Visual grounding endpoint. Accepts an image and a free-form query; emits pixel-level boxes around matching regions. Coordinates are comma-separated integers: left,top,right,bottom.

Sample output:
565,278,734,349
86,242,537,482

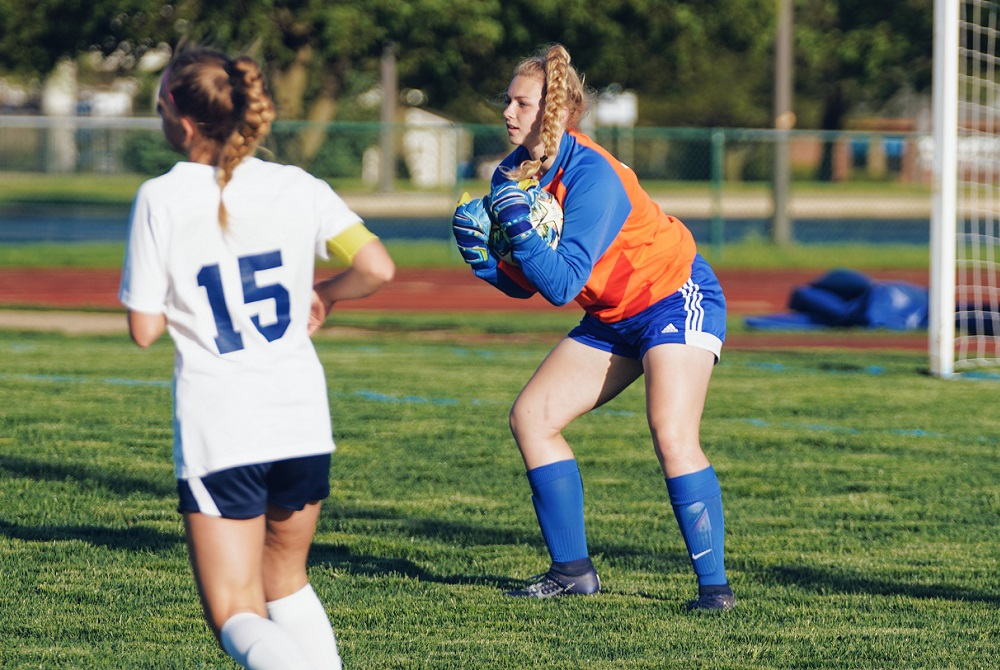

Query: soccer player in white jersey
119,48,395,670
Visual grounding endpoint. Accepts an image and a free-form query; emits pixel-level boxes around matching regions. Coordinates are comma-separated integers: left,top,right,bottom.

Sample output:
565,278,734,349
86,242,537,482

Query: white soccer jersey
120,158,361,479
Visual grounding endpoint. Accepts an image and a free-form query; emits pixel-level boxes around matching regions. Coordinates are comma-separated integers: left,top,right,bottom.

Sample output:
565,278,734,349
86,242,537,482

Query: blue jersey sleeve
512,157,632,306
472,262,537,299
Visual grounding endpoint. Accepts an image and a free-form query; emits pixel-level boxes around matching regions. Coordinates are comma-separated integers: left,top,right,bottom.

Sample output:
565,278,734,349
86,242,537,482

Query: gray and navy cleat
686,583,736,611
505,569,601,599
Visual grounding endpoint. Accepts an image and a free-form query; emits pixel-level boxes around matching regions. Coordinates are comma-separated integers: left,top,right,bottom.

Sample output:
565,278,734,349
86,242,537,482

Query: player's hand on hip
308,289,332,336
452,193,494,267
489,180,536,243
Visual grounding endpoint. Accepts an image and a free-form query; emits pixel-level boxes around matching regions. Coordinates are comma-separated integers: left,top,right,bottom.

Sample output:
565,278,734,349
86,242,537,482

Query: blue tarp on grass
744,268,929,331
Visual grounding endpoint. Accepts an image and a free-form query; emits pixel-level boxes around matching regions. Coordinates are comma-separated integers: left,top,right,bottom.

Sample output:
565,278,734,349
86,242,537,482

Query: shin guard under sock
666,465,728,587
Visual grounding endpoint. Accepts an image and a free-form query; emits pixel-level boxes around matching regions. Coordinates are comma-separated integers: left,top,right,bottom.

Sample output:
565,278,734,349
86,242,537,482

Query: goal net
933,0,1000,376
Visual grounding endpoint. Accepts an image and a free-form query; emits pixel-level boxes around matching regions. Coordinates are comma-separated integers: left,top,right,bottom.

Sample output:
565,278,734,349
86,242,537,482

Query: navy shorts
177,453,332,520
568,254,726,361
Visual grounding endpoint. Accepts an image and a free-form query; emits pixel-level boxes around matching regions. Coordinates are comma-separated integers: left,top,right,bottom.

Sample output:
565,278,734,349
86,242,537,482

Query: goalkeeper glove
452,193,495,267
489,180,538,245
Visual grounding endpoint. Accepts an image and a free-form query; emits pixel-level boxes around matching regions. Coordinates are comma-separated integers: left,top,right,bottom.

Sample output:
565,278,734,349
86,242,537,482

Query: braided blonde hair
164,49,276,227
503,44,589,182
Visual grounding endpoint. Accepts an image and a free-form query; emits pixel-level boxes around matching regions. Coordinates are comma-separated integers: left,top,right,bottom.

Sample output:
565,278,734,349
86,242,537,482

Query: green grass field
1,323,998,669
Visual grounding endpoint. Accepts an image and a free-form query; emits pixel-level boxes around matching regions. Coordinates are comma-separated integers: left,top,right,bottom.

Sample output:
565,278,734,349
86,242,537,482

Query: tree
0,0,175,77
575,0,776,127
0,0,935,138
433,0,777,127
795,0,933,178
0,0,780,127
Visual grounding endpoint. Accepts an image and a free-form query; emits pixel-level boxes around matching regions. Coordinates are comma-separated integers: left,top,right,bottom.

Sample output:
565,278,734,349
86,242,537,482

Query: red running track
0,267,930,350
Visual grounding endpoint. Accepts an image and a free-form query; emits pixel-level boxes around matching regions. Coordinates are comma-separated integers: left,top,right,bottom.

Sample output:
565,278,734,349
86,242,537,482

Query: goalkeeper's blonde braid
539,45,570,164
504,44,590,182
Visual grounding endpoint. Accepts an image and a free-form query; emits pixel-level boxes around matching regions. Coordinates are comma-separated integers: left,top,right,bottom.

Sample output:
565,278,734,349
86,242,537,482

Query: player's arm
500,169,630,306
127,309,167,348
121,187,169,348
310,223,396,334
491,265,538,298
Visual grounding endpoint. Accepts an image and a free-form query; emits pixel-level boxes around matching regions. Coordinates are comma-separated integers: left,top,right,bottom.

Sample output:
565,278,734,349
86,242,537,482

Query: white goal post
932,0,1000,377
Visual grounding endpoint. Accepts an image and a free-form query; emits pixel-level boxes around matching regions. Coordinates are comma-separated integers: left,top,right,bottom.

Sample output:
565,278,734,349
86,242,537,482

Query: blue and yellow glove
452,192,495,267
489,179,539,245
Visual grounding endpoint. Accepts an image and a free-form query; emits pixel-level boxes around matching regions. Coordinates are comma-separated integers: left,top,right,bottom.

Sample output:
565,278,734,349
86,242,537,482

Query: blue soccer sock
526,459,590,565
666,465,729,587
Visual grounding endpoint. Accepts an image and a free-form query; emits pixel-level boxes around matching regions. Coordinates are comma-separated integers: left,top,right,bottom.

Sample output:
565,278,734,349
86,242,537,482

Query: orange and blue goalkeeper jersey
489,129,697,323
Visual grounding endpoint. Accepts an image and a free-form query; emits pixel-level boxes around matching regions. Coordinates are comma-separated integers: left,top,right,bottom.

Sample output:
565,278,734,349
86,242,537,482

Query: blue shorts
568,254,726,361
177,454,332,520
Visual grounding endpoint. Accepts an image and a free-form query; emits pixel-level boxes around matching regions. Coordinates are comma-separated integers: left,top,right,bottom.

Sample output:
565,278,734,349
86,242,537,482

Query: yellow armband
326,223,378,264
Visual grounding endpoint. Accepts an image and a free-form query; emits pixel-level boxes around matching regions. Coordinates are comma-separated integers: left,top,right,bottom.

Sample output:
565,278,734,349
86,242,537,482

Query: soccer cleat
505,569,601,599
686,583,736,611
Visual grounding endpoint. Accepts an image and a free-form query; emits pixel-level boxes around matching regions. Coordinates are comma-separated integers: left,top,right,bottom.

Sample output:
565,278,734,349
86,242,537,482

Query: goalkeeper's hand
452,193,495,267
489,179,538,245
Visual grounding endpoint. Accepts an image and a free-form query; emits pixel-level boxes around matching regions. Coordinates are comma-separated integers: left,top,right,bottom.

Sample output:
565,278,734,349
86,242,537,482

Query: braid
163,49,277,228
504,44,589,182
540,46,569,161
216,57,276,227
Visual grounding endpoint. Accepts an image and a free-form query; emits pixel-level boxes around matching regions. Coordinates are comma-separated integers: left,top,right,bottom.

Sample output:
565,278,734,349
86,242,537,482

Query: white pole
931,0,959,378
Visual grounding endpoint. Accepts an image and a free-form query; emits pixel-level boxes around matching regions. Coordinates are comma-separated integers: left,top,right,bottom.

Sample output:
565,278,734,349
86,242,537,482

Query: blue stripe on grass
733,417,999,444
352,390,458,406
0,373,169,388
746,361,886,376
746,359,1000,382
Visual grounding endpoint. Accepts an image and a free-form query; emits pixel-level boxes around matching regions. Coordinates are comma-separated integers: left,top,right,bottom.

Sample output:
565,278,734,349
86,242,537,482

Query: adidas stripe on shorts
567,254,726,361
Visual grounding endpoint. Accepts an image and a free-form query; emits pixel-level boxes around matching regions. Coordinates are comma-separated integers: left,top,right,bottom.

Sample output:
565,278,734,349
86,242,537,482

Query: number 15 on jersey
197,250,291,354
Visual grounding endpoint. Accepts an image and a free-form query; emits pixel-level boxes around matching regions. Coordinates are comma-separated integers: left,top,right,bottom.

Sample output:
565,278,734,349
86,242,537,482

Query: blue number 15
197,250,291,354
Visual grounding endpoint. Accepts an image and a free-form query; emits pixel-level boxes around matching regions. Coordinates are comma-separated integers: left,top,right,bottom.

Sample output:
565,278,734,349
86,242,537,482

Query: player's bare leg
643,343,714,478
644,343,735,611
185,514,269,635
510,337,642,469
264,502,342,670
262,503,319,600
506,337,642,598
184,514,315,668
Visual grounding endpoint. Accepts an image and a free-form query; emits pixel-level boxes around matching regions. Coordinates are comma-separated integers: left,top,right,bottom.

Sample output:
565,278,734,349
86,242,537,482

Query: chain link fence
0,116,933,248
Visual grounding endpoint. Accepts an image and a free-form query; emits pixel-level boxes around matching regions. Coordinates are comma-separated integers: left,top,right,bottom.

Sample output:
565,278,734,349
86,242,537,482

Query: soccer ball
488,187,564,265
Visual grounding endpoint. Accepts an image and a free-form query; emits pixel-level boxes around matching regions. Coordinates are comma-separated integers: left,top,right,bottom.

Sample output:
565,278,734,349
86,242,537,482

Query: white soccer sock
220,611,316,670
267,584,342,670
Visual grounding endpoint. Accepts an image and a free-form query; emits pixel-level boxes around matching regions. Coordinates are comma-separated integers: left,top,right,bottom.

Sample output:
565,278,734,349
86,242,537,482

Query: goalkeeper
452,43,735,610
